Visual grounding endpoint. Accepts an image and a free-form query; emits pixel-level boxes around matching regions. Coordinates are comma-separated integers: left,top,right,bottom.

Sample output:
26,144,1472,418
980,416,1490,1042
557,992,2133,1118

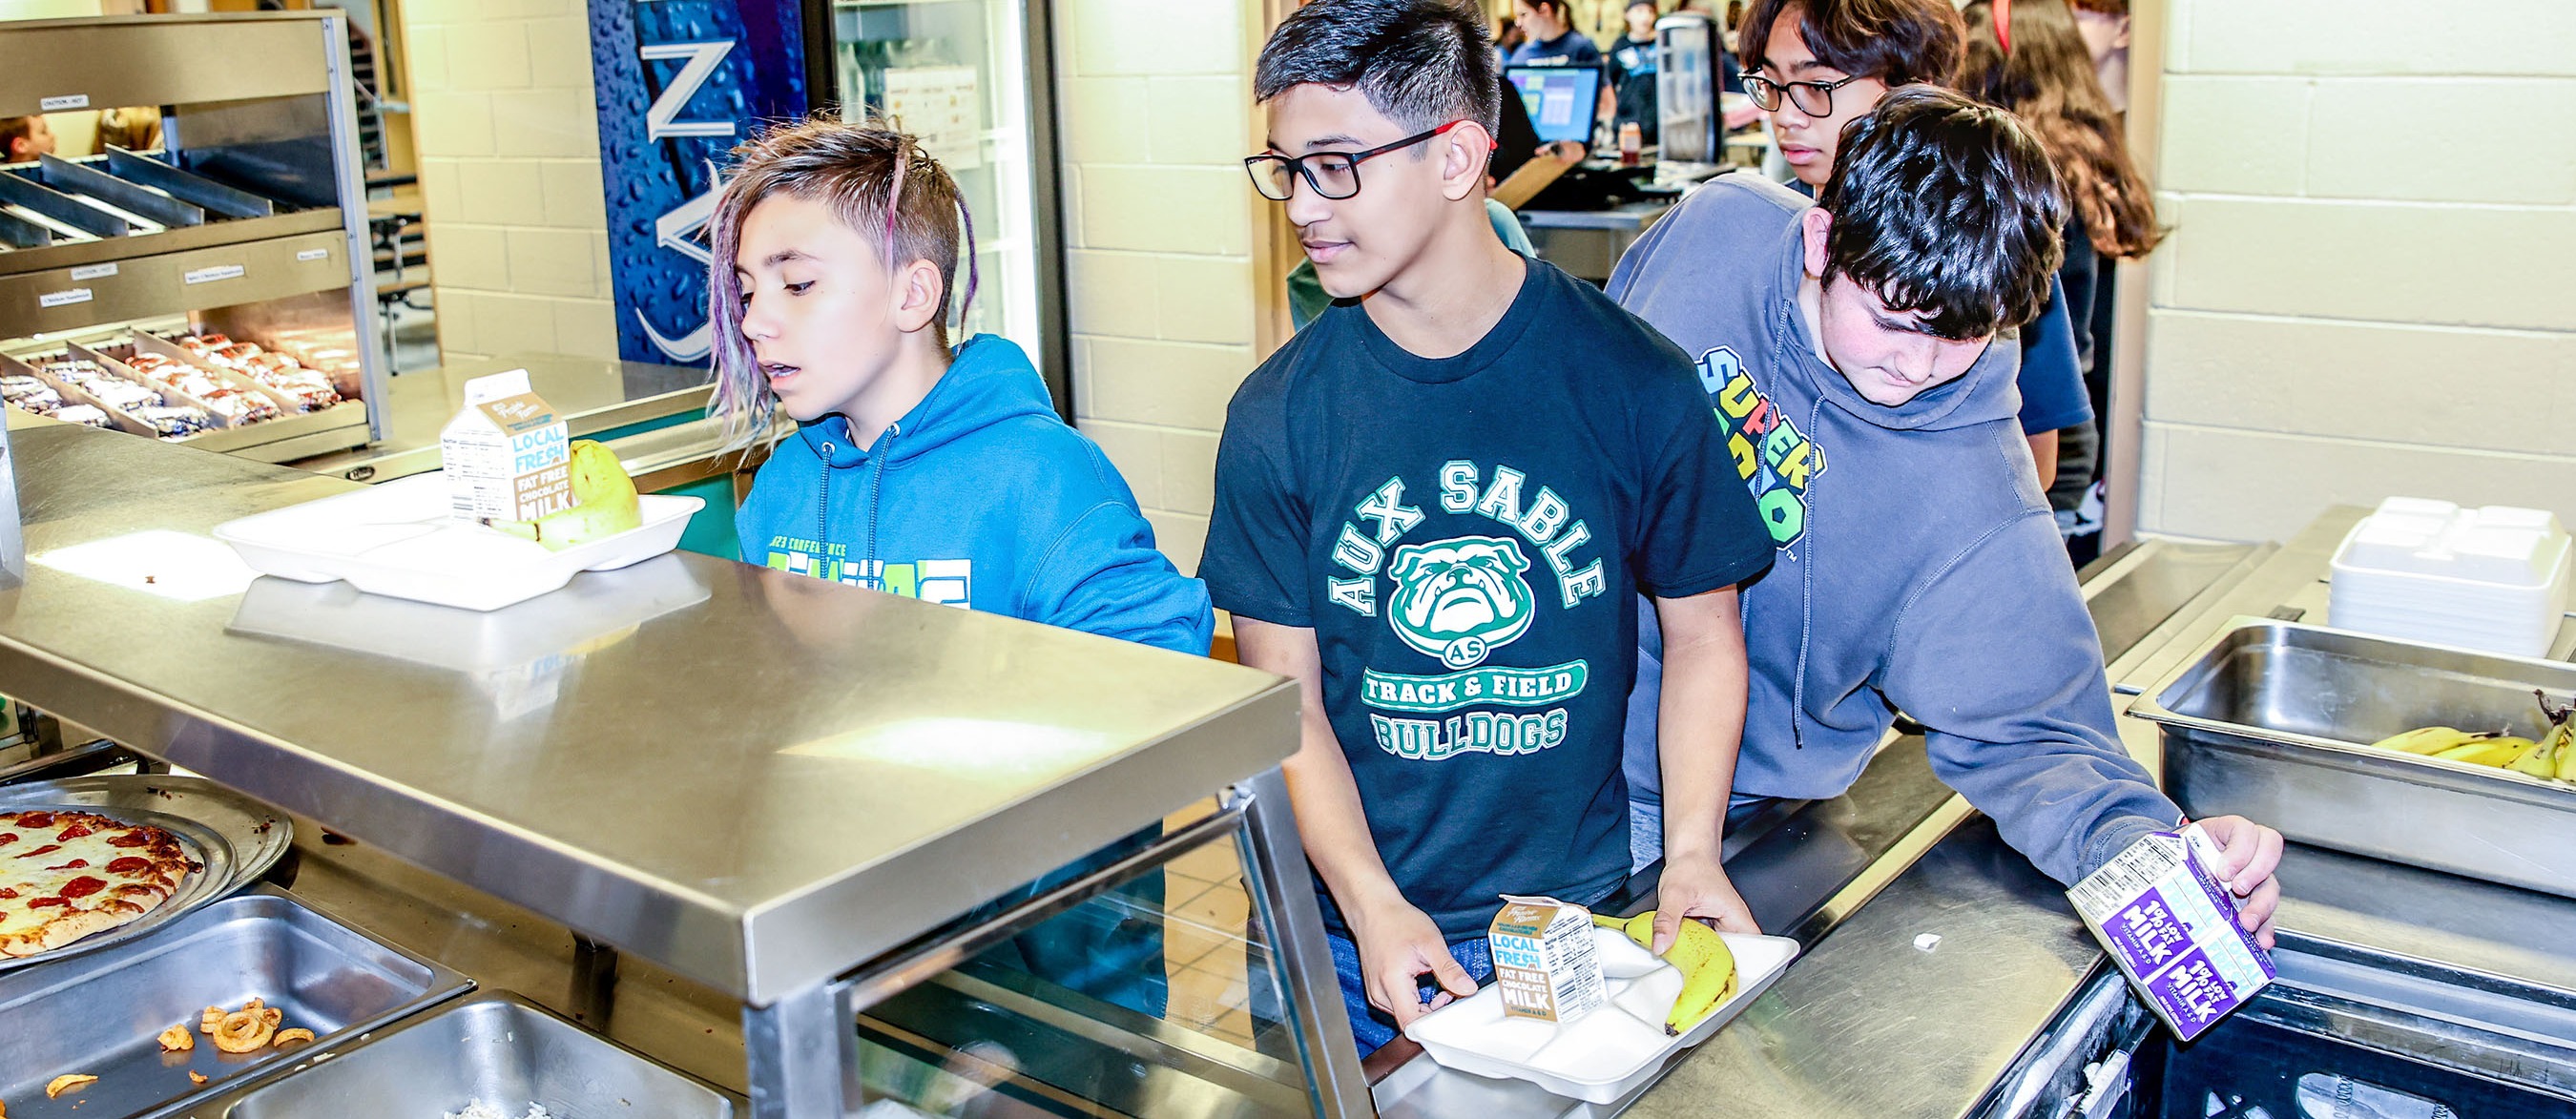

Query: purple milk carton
2066,823,2274,1041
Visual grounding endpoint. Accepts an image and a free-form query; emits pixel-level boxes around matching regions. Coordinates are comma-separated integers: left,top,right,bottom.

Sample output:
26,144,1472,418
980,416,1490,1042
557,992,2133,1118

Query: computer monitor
1506,65,1602,147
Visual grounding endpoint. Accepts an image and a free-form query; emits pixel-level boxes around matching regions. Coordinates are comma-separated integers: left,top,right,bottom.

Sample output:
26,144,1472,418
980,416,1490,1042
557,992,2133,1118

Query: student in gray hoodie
1610,89,2286,943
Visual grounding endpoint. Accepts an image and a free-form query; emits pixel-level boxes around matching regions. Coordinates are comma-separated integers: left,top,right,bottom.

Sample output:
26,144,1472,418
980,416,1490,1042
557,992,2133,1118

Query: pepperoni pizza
0,809,199,958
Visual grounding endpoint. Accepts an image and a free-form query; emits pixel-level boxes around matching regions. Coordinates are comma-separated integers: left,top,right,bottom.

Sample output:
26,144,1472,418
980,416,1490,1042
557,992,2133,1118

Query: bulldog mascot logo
1385,536,1538,670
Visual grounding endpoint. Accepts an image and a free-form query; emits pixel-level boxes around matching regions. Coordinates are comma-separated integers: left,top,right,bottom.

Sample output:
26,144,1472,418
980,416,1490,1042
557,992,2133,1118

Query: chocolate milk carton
1488,895,1608,1024
2067,823,2275,1041
441,370,570,523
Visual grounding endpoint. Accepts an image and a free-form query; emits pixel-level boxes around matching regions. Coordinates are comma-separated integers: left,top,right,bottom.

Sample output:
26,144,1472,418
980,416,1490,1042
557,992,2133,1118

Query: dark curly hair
1818,87,2066,339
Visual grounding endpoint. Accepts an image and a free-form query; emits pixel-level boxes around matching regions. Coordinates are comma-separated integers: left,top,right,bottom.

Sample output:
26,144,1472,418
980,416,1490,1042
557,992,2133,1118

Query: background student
1508,0,1604,67
2068,0,2131,114
1609,87,2286,941
0,115,56,162
1606,0,1663,143
1735,0,2091,489
1210,0,1773,1057
1960,0,2166,557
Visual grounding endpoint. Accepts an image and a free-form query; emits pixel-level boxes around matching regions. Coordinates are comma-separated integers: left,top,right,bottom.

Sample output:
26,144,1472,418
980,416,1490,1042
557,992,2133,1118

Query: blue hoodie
1607,176,2176,885
735,335,1213,655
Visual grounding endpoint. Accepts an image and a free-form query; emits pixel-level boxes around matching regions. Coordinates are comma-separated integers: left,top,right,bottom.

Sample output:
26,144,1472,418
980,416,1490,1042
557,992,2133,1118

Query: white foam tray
1404,924,1800,1105
213,472,704,611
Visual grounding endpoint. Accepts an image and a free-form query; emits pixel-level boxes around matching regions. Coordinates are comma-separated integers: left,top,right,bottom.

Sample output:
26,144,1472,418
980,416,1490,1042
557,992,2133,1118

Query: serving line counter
10,402,2576,1119
1618,508,2576,1119
0,422,1374,1118
1368,536,2271,1117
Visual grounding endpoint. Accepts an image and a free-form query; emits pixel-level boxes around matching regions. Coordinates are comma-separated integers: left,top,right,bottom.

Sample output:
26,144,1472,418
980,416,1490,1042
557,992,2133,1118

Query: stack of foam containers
2328,497,2573,657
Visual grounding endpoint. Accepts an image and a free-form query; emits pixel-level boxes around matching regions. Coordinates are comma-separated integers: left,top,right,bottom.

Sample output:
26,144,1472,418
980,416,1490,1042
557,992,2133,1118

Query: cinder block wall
403,0,617,363
1053,0,1268,577
2141,2,2576,541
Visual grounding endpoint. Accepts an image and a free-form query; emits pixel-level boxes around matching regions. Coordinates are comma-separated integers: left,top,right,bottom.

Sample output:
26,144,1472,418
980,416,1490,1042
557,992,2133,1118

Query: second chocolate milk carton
2067,823,2275,1041
441,369,570,523
1488,895,1608,1024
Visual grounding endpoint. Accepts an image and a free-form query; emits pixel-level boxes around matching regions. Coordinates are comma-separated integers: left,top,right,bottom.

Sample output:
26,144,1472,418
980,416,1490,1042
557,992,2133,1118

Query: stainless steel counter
1607,509,2576,1119
1631,818,2099,1119
1374,533,2265,1118
0,422,1297,1006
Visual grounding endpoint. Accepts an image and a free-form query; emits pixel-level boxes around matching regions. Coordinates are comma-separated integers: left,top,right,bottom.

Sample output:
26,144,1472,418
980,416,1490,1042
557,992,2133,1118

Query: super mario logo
1697,346,1823,546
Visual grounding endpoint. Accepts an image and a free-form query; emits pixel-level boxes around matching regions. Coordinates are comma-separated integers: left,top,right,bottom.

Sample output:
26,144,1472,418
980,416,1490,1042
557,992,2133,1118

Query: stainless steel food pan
0,887,469,1119
195,992,739,1119
2133,617,2576,899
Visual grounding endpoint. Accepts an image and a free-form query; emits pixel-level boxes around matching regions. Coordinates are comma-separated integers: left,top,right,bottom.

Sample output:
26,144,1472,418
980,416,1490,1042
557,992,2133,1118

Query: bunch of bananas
1594,911,1737,1037
2367,690,2576,782
484,440,643,551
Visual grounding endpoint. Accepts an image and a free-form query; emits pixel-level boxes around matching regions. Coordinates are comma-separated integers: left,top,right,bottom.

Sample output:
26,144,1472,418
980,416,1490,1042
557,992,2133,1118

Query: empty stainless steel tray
0,887,469,1119
188,992,738,1118
2133,617,2576,899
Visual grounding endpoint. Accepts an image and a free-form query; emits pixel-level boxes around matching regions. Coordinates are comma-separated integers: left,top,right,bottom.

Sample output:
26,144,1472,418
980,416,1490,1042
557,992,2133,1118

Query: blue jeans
1327,932,1495,1058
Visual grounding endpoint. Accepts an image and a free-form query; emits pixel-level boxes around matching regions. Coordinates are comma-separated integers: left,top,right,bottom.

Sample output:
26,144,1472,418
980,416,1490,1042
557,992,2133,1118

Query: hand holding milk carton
2067,822,2275,1041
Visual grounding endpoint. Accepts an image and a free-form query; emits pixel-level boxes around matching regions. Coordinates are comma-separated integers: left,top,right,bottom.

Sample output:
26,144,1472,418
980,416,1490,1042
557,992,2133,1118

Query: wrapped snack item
54,404,114,428
59,369,164,414
133,404,213,439
128,355,280,425
1,376,63,412
239,353,341,409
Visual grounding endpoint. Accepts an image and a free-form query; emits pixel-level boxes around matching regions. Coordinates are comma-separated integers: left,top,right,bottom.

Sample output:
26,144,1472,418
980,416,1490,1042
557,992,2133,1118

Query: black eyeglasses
1742,73,1869,116
1243,120,1477,202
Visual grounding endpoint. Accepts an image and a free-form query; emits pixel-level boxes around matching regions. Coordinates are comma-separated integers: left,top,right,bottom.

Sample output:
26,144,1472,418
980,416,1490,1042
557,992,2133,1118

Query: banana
486,440,642,551
2505,736,2559,777
2436,739,2524,768
1601,909,1739,1037
2370,726,2477,755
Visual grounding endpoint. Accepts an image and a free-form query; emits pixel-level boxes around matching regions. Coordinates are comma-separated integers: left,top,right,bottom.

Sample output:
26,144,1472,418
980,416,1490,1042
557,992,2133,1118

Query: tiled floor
1162,802,1260,1049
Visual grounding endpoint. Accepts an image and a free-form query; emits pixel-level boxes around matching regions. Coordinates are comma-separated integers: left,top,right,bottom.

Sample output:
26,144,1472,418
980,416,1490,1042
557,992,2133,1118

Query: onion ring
210,1007,277,1053
46,1074,97,1098
274,1027,316,1046
158,1025,195,1051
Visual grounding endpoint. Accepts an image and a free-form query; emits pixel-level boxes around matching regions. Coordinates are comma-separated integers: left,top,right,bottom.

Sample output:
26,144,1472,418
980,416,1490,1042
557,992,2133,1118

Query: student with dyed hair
710,117,1209,653
707,118,1212,1013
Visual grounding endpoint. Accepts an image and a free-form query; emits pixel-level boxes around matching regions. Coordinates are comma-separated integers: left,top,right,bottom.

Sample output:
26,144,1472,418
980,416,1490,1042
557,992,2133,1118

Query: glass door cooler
807,0,1069,416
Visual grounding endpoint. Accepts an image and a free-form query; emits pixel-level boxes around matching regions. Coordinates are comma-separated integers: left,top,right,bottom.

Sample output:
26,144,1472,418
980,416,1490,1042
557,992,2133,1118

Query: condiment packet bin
1405,923,1800,1104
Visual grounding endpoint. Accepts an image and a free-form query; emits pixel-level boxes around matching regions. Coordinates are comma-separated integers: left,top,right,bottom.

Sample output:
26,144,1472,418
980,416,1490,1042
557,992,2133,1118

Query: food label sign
586,0,808,363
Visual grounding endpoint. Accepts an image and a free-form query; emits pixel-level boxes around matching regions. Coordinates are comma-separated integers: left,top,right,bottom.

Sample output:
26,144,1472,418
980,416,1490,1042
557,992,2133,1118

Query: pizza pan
0,775,293,973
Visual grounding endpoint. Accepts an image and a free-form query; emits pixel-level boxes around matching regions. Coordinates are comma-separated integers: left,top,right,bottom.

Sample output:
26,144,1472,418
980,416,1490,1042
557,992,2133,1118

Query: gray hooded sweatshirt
1609,174,2175,884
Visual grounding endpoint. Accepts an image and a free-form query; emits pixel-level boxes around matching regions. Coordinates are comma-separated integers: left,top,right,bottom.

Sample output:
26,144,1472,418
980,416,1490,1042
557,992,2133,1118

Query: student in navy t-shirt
1215,0,1773,1059
1605,1,1661,142
1507,0,1603,67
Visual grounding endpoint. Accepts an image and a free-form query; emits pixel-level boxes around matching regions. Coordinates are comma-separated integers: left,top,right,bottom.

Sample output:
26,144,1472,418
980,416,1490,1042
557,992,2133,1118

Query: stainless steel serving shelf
0,423,1295,1005
0,423,1336,1119
0,12,391,451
